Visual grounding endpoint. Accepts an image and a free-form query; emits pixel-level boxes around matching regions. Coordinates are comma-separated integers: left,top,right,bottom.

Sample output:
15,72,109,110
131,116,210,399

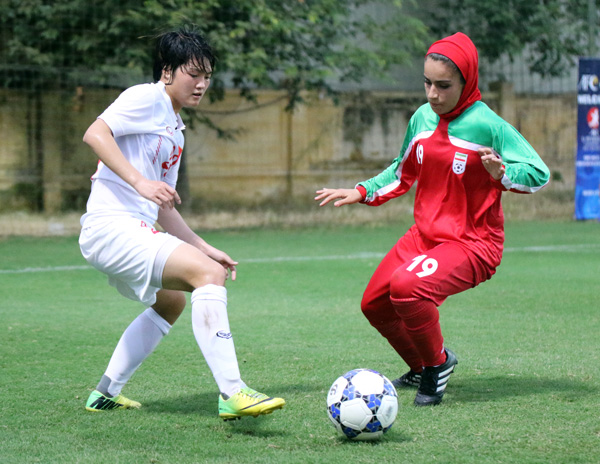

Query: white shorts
79,216,184,307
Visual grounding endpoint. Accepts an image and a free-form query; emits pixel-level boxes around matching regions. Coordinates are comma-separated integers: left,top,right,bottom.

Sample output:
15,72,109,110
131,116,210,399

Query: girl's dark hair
426,52,466,84
152,26,216,82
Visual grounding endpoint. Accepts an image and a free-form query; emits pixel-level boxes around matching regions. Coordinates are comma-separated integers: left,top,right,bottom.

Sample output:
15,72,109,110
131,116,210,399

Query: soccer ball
326,368,398,441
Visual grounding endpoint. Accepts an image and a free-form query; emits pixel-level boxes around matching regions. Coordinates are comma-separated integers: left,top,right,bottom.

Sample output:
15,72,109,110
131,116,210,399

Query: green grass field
1,220,599,463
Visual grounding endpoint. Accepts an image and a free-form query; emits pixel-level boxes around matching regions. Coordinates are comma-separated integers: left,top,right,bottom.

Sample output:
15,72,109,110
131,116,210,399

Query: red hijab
426,32,481,120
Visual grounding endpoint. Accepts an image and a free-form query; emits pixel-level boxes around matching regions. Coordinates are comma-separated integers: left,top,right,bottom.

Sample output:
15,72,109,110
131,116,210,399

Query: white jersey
81,81,185,227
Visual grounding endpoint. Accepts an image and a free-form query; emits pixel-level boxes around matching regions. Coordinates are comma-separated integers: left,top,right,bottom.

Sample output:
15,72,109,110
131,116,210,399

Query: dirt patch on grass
0,203,415,237
0,192,575,237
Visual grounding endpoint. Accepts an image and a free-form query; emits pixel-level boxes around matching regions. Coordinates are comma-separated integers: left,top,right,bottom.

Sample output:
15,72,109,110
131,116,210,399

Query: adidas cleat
218,387,285,420
392,370,422,389
85,390,141,412
414,348,458,406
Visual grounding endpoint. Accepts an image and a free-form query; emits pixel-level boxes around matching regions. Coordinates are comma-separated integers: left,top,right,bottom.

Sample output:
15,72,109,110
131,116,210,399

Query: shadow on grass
144,380,325,416
128,385,417,443
144,391,220,415
142,392,290,438
451,375,597,403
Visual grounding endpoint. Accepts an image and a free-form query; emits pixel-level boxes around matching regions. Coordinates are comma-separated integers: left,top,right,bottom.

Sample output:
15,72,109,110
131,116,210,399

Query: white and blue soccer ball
326,368,398,441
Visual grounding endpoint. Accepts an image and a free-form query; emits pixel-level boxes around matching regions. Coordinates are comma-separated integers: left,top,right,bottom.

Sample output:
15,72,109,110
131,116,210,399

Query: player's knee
389,268,417,301
209,263,228,284
360,292,378,318
200,261,228,286
360,293,388,326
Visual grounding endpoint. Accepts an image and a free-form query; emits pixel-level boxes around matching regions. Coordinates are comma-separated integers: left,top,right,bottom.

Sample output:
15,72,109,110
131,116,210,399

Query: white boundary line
1,244,599,275
504,244,600,252
0,265,91,274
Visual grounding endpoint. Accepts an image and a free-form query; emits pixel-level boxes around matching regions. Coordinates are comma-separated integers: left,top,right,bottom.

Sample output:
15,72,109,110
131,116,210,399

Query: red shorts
362,225,498,309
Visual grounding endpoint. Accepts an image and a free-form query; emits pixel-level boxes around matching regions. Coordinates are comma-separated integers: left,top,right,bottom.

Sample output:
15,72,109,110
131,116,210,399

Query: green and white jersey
357,101,550,265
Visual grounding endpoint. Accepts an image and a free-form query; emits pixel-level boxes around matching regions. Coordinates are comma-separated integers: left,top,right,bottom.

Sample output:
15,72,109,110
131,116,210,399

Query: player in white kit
79,27,285,420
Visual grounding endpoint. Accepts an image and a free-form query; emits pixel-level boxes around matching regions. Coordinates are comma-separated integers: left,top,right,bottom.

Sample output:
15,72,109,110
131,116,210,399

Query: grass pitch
1,220,599,463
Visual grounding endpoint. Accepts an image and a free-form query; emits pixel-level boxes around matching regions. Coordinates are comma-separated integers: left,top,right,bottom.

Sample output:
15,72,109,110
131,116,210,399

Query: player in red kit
316,32,549,406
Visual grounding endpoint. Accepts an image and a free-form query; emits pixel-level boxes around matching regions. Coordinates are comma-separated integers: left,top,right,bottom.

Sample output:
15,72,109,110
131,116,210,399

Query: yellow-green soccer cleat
218,387,285,420
85,390,141,412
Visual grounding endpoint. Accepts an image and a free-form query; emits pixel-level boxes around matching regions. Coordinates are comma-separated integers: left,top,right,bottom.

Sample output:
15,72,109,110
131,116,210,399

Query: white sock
191,284,243,397
101,307,171,397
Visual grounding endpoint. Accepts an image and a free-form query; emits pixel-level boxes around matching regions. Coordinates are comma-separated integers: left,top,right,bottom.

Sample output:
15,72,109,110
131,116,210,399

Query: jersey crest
452,152,468,174
162,146,183,177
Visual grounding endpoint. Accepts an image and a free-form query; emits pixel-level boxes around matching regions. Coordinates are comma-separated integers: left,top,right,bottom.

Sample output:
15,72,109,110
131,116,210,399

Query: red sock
362,305,423,372
391,298,446,367
379,319,424,373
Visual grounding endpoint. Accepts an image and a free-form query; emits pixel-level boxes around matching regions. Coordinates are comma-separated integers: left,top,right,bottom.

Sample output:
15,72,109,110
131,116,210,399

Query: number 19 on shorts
406,255,438,278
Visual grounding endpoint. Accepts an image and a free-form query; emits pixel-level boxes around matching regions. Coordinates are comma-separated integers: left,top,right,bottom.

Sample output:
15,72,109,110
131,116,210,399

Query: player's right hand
135,178,181,208
315,188,363,207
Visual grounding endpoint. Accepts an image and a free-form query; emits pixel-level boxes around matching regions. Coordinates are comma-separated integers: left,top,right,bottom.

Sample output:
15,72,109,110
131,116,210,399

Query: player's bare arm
83,119,181,208
315,188,363,207
157,207,238,281
477,147,505,181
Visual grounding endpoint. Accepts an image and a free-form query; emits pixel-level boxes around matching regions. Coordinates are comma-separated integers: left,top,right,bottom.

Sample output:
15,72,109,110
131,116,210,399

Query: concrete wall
0,85,576,217
184,90,423,209
0,87,121,212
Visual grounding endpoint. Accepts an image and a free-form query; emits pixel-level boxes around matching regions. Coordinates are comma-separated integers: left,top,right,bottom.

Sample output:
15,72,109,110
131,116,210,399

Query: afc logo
587,107,599,131
579,74,599,93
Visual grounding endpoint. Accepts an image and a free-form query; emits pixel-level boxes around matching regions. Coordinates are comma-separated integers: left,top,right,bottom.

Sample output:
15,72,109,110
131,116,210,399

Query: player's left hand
478,147,505,181
221,257,238,281
208,248,238,281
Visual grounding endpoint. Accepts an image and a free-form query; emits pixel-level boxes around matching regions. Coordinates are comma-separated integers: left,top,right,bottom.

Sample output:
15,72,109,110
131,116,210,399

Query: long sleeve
356,109,434,206
492,122,550,193
349,101,550,267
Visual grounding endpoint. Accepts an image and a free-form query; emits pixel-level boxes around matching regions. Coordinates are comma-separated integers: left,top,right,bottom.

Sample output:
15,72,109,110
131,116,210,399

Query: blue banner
575,57,600,220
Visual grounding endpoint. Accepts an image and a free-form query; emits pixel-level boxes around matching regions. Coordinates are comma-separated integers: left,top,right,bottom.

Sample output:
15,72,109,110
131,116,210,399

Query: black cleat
392,370,422,389
414,348,458,406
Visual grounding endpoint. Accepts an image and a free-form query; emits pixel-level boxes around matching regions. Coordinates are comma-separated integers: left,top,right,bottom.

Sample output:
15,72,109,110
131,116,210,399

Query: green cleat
218,387,285,421
85,390,141,412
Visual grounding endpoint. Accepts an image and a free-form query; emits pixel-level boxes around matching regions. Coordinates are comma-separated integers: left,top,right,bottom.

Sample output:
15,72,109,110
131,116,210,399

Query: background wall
0,84,576,219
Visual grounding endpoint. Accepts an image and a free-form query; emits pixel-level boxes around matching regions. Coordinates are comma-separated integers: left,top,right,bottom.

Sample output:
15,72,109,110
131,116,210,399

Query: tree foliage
0,0,428,107
3,0,597,97
428,0,599,76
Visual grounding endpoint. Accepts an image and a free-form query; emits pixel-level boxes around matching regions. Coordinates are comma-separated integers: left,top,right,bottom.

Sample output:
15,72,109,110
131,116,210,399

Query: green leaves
4,0,590,103
429,0,597,77
0,0,428,104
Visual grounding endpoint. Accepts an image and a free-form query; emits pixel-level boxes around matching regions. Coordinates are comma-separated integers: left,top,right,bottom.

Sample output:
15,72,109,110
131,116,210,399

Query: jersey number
416,144,424,164
406,255,438,277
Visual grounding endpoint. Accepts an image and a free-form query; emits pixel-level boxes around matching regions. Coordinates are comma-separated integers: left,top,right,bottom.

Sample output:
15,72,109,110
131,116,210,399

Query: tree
427,0,599,77
1,0,429,101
